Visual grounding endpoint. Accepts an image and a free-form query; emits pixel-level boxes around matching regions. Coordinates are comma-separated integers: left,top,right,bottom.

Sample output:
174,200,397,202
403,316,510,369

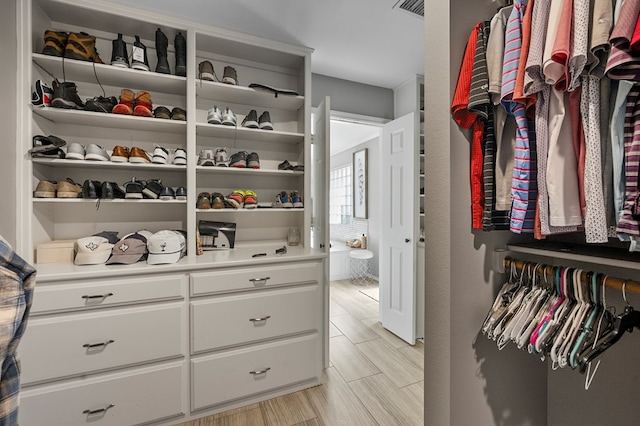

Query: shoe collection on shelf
27,1,310,262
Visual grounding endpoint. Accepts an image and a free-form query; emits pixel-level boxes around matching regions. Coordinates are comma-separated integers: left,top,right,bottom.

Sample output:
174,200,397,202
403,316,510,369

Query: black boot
111,33,129,68
155,28,170,74
131,35,150,71
174,32,186,77
51,79,85,109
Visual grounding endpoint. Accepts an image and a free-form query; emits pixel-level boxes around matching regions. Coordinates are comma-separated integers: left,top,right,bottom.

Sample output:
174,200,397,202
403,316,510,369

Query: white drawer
31,274,186,315
20,303,184,385
190,262,319,295
19,362,184,426
191,334,320,411
191,285,319,353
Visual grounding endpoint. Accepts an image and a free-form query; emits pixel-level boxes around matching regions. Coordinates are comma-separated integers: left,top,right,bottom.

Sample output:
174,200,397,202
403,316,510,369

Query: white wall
424,0,548,425
1,0,18,247
330,135,380,278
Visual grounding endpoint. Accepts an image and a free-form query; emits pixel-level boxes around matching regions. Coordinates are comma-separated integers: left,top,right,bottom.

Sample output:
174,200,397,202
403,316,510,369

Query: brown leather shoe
111,145,130,162
56,178,83,198
129,146,151,163
133,91,153,117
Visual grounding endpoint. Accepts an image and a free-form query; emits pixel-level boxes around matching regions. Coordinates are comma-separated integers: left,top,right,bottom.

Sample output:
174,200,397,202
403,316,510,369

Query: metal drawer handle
249,367,271,376
83,404,115,416
249,277,270,286
81,292,114,300
249,315,271,323
82,339,115,349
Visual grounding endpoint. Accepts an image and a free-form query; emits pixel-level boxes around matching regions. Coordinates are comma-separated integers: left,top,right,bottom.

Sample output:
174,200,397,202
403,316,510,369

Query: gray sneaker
85,143,110,161
65,143,85,160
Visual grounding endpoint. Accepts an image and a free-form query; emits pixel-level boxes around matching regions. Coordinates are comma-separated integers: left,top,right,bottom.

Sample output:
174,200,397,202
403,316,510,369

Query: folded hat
147,230,186,265
106,233,149,265
74,236,114,265
92,230,120,244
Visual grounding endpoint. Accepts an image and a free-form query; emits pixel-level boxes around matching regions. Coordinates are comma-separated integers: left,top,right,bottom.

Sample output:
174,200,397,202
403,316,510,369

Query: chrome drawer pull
249,277,271,286
83,404,115,416
249,367,271,375
249,315,271,323
82,339,115,349
81,292,114,300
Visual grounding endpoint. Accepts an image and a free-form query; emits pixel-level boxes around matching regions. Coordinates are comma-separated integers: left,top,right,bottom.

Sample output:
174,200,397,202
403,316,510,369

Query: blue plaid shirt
0,238,35,426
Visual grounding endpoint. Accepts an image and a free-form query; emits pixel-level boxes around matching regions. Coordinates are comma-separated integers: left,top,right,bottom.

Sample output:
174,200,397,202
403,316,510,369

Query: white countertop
34,241,326,283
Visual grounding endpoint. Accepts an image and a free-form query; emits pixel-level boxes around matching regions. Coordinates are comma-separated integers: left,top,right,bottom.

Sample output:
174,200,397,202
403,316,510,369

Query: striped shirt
616,84,640,236
0,238,36,425
501,0,537,233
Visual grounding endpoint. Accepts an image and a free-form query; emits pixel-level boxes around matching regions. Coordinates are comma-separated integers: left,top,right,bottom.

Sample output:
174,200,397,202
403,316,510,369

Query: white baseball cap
147,230,186,265
74,236,114,265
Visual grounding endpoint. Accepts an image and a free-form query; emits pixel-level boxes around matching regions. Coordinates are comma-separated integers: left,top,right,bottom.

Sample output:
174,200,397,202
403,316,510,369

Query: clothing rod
503,257,640,295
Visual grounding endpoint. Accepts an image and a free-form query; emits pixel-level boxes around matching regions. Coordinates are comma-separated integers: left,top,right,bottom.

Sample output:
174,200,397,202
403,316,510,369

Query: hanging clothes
0,237,36,426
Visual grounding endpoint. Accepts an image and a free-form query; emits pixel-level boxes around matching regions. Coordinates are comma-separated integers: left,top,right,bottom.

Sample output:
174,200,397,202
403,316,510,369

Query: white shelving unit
18,1,323,424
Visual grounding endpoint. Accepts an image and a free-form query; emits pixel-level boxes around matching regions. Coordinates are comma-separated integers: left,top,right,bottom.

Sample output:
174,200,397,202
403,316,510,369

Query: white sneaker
207,105,223,125
173,148,187,165
214,148,229,167
66,143,85,160
222,107,236,126
84,144,109,161
198,149,215,166
152,145,169,164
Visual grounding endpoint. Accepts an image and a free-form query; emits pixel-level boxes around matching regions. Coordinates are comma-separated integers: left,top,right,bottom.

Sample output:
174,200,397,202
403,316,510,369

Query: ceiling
113,0,425,89
113,0,422,153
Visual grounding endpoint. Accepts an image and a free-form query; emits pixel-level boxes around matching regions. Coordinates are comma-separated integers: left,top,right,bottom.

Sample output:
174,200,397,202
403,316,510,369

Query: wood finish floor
177,279,424,426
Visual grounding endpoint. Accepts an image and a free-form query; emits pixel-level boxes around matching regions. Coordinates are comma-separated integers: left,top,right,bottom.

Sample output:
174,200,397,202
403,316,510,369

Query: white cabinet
17,1,324,424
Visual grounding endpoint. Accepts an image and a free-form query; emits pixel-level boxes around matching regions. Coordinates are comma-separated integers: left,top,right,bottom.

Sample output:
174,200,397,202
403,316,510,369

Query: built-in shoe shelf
195,80,304,111
32,158,187,172
195,123,303,143
195,166,303,177
33,198,187,204
196,208,304,213
33,53,187,95
33,107,187,134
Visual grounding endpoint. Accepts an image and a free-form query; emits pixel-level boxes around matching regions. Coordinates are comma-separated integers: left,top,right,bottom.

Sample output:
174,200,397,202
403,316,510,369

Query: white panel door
311,97,330,367
380,113,416,344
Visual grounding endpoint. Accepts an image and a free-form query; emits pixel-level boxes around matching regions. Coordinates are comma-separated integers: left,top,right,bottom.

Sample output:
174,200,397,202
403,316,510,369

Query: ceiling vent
393,0,424,18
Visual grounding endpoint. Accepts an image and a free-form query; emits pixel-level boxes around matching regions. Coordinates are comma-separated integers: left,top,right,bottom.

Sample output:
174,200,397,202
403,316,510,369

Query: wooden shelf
196,208,304,213
195,122,303,143
33,53,187,95
196,80,304,111
33,107,187,134
32,158,186,172
507,242,640,271
33,198,187,204
195,166,303,177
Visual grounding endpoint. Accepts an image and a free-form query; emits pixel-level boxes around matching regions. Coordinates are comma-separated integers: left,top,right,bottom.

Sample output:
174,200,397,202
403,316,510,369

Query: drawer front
190,262,319,295
191,285,319,353
191,334,320,411
19,363,183,426
31,274,186,314
20,303,184,385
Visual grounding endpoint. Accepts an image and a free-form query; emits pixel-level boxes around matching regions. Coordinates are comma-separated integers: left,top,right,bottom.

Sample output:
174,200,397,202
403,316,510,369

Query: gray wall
424,0,547,425
1,1,17,247
312,73,394,119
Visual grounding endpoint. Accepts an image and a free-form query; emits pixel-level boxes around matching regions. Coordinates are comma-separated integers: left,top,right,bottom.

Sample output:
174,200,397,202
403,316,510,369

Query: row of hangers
482,257,640,389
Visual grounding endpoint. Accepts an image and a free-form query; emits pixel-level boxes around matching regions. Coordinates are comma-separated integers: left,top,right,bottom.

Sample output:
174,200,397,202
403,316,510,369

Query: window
329,165,352,224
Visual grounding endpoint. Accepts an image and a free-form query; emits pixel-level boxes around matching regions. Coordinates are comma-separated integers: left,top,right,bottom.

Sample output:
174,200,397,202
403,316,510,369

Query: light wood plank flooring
176,279,424,426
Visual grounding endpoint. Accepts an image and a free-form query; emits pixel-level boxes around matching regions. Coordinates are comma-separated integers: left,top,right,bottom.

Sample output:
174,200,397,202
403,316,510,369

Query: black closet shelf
507,242,640,272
